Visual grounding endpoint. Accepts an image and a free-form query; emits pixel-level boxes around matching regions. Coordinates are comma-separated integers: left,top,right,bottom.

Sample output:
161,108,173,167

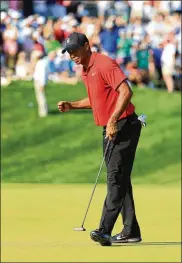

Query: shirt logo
92,72,96,76
67,38,70,43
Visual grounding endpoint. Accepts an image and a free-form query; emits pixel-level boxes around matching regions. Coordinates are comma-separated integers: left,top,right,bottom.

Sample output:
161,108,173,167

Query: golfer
58,32,142,246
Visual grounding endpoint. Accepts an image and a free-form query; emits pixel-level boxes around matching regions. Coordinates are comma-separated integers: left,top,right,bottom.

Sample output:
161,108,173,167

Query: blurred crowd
1,0,182,93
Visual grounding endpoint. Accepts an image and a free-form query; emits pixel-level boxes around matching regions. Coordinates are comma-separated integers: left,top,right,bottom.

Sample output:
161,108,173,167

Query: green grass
1,184,181,262
1,81,181,184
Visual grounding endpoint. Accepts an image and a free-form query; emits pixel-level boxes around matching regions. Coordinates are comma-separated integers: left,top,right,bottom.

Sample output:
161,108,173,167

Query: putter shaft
80,139,111,229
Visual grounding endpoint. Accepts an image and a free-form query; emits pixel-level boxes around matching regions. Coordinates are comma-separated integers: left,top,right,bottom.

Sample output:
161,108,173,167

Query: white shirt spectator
161,43,176,67
33,56,49,86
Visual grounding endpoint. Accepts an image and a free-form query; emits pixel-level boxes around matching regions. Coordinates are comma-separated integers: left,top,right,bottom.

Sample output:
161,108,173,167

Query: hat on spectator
62,32,89,54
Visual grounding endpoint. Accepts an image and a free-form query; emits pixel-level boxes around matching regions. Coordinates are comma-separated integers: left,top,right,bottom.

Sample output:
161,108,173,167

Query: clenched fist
58,101,72,112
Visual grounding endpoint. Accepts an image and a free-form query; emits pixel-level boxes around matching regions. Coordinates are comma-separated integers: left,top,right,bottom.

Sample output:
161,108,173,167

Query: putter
74,138,111,232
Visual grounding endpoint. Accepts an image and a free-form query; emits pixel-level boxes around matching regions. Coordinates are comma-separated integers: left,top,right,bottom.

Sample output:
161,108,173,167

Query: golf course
1,81,181,262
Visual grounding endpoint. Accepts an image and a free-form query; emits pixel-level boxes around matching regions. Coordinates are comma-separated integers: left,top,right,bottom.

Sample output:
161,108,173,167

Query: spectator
96,0,112,21
32,31,45,53
3,23,18,70
126,61,149,88
114,15,127,31
0,0,181,94
142,1,155,23
128,16,146,43
51,50,80,85
33,51,53,117
34,0,47,17
53,19,66,43
99,20,118,59
114,0,131,22
136,40,150,71
116,30,133,66
15,51,30,80
150,42,163,81
20,22,34,59
44,34,61,54
161,39,176,93
43,18,54,39
129,0,144,19
79,16,97,38
46,0,67,18
145,13,166,46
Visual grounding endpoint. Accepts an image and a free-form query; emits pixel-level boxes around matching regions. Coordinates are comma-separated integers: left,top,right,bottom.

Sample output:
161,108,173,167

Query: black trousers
99,113,142,236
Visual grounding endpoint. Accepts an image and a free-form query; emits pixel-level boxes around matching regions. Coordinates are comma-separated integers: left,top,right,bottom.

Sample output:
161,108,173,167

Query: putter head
73,227,86,231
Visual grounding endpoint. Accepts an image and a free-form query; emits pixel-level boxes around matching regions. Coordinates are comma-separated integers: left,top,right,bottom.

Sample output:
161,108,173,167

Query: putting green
1,184,181,262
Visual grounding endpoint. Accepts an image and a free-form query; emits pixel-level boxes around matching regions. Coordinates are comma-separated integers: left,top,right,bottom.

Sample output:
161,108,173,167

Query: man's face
68,43,88,65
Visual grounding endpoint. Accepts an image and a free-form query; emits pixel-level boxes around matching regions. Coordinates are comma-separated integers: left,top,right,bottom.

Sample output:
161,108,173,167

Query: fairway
2,184,181,262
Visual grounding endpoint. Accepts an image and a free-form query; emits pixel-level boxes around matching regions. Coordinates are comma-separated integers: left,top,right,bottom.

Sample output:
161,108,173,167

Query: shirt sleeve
99,58,127,90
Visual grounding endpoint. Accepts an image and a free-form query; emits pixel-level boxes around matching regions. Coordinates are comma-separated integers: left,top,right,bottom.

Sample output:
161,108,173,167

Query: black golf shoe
90,229,112,246
112,232,142,243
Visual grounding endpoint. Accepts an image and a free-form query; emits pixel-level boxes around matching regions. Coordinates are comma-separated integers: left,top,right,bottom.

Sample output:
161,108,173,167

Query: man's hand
58,101,72,112
106,122,118,140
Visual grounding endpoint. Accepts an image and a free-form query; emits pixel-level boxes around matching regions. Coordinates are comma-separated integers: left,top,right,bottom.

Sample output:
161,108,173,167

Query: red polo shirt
82,52,135,126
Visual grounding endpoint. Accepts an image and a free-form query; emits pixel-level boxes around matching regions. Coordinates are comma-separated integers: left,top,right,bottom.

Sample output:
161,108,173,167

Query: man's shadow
48,109,91,115
112,241,181,247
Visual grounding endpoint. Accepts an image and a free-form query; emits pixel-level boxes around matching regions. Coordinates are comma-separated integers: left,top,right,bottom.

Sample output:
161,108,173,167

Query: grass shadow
48,109,60,115
112,241,181,247
48,109,92,115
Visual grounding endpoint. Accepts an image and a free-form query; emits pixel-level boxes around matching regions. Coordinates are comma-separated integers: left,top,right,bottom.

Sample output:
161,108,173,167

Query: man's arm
108,81,133,124
106,81,133,139
70,97,92,109
58,97,91,112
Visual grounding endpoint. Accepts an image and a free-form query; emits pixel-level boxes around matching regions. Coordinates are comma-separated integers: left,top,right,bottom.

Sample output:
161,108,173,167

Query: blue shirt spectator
99,21,118,57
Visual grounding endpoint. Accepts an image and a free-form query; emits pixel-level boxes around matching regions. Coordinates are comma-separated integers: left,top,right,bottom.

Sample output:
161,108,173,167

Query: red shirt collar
82,52,97,75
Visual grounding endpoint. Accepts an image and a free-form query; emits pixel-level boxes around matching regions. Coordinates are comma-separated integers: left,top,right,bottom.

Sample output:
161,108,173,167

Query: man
33,51,49,117
33,50,57,117
58,32,142,246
